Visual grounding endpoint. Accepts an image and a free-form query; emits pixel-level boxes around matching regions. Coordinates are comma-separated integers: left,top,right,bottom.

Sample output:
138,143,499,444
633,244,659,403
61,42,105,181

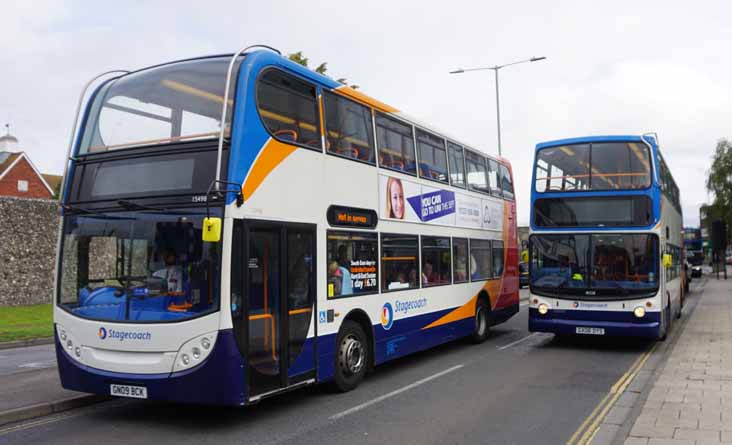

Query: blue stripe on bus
528,307,661,338
56,329,247,406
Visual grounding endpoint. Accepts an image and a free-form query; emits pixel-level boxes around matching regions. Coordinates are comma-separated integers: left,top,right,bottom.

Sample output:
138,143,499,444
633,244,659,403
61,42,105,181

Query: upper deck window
535,142,651,192
376,113,417,175
80,57,238,154
465,150,489,194
257,69,321,149
323,91,374,163
447,142,466,188
499,163,514,200
415,130,448,183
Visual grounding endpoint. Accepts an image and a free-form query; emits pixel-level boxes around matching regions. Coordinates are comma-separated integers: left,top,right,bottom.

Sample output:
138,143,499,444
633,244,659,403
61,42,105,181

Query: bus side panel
493,200,520,313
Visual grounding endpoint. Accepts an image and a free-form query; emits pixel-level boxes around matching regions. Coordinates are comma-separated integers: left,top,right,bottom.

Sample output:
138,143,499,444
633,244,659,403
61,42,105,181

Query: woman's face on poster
389,180,405,219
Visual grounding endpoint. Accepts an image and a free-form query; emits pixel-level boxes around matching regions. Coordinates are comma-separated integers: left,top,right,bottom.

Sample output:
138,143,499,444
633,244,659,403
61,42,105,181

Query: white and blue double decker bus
528,134,684,340
54,46,520,405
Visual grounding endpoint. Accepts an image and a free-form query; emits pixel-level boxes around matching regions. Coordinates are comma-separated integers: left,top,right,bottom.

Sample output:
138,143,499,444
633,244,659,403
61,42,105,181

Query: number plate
576,327,605,335
110,384,147,399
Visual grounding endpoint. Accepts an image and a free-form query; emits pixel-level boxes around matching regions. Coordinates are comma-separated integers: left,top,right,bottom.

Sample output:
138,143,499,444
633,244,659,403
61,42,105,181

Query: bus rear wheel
471,299,490,344
332,320,369,392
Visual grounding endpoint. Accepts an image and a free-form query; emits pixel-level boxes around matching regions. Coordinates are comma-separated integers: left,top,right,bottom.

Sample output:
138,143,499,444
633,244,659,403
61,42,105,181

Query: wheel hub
340,335,364,375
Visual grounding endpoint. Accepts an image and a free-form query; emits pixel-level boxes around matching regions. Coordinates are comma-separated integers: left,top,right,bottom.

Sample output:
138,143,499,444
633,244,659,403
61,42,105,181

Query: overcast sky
2,1,729,226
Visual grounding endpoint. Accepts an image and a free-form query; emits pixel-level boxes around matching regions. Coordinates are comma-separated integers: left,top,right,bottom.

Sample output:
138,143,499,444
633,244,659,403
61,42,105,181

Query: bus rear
527,135,683,339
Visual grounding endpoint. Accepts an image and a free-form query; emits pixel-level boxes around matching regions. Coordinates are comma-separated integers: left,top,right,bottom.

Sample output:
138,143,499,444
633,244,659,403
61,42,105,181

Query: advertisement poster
455,193,482,228
350,259,377,292
482,199,504,231
416,185,456,225
379,175,421,222
380,174,503,231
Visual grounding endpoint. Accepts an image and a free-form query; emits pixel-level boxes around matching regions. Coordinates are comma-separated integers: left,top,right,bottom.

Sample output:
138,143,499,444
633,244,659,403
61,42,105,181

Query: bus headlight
56,325,83,363
634,306,646,318
173,331,218,373
538,303,549,315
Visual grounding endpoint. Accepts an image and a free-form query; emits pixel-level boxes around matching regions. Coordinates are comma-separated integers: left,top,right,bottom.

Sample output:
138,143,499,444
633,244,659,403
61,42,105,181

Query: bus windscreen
535,142,651,192
530,233,659,299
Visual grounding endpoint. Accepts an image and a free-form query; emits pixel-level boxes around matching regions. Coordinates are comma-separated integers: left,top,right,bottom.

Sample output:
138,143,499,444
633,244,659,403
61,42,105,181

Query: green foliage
706,139,732,225
314,62,327,75
0,303,53,342
287,51,309,68
287,51,359,89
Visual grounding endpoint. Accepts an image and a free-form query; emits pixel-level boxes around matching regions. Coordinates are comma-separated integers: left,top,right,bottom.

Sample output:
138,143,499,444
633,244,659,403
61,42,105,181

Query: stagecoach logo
381,303,394,331
97,327,152,342
572,302,579,308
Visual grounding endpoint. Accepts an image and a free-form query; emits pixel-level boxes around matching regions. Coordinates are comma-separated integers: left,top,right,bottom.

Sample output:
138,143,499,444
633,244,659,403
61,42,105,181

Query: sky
2,0,730,226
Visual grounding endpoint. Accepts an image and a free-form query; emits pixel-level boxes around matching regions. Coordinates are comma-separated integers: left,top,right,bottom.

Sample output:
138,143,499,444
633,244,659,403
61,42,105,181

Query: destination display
327,205,378,229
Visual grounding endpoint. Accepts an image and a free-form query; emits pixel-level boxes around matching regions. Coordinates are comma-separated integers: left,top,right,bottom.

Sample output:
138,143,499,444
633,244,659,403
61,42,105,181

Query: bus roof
535,134,657,151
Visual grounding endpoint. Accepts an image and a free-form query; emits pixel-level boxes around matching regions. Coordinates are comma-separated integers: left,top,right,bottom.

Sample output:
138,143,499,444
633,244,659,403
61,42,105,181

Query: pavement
617,274,732,445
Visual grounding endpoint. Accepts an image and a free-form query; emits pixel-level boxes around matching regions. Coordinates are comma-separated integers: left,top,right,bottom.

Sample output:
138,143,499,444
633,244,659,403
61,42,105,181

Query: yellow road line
566,345,655,445
578,345,655,444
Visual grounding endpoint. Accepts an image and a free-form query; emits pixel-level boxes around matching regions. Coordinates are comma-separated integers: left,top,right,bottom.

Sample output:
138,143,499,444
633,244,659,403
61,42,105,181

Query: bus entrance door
245,222,316,400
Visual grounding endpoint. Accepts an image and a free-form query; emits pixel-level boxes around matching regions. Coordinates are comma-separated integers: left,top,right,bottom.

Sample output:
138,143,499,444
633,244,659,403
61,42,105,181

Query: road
0,286,700,445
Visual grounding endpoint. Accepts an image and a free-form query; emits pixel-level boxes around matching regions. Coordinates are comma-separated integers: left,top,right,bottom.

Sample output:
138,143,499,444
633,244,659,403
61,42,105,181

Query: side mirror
662,254,673,268
203,217,222,242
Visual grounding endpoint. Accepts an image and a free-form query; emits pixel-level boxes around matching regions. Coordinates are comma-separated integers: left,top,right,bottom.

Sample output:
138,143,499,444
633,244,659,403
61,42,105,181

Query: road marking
329,364,464,421
520,301,529,307
497,333,539,351
566,344,656,445
0,408,86,436
18,361,55,370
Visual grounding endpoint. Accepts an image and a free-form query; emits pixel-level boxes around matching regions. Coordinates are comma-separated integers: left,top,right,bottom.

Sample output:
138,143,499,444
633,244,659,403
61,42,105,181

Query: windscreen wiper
61,204,105,215
117,200,162,211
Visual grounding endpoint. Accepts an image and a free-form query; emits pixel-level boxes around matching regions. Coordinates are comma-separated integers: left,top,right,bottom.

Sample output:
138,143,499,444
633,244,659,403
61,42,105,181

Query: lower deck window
492,240,504,277
421,236,451,286
470,239,493,281
452,238,469,283
326,231,378,297
381,234,419,291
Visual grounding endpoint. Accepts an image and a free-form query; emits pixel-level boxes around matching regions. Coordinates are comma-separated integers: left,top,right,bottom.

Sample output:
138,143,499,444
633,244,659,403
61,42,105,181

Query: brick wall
0,156,53,199
0,196,59,306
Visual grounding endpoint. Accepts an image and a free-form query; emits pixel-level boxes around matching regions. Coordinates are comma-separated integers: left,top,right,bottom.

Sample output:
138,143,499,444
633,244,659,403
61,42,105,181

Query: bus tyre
471,299,490,344
658,304,670,341
332,320,369,392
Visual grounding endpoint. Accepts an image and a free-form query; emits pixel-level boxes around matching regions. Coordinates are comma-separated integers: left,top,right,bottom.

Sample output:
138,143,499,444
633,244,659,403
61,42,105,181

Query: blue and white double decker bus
528,134,684,340
54,46,520,405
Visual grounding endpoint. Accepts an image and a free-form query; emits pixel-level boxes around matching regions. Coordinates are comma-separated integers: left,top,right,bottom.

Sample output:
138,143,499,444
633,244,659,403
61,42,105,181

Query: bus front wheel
332,320,369,392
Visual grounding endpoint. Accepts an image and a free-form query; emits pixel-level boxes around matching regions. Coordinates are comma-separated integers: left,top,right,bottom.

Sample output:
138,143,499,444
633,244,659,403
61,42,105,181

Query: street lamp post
450,56,546,157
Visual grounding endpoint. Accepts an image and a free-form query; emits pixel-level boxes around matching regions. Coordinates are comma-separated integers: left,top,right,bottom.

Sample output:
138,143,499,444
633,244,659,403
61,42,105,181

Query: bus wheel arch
331,310,373,392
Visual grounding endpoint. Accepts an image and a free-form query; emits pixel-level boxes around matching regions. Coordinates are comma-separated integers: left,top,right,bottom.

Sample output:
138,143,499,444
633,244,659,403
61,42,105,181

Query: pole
494,67,502,157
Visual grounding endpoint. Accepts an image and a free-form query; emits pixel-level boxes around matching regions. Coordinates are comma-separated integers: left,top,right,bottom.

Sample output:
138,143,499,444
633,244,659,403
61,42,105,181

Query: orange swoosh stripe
242,138,297,200
335,85,399,113
422,295,477,330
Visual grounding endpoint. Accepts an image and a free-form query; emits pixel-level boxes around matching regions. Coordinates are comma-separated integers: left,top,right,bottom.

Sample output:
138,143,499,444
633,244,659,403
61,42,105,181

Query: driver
153,250,183,293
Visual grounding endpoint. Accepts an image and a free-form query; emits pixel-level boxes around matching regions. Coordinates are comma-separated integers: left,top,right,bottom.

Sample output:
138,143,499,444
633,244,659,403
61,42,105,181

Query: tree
706,138,732,226
287,51,359,89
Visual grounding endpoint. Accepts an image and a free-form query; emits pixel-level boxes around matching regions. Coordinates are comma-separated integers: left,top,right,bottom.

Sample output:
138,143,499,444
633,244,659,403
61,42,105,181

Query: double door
235,221,316,399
